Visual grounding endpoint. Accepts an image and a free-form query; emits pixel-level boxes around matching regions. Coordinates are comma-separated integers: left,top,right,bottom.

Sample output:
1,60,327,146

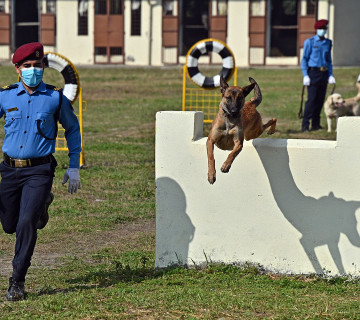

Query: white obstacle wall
155,111,360,275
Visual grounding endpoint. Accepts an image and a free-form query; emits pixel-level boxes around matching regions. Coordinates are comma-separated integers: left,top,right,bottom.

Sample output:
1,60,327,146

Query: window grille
110,0,122,14
110,47,122,55
131,0,141,35
95,0,107,14
95,47,107,55
78,0,89,35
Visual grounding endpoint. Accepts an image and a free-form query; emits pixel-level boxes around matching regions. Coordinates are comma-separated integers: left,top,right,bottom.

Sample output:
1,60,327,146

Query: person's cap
314,19,328,30
12,42,44,64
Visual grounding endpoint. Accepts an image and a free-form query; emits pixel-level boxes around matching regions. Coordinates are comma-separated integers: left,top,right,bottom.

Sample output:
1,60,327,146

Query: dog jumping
206,76,277,184
324,82,360,132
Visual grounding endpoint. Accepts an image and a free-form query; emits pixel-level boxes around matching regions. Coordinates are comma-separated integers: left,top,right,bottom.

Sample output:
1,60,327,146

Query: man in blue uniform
301,19,335,132
0,42,82,301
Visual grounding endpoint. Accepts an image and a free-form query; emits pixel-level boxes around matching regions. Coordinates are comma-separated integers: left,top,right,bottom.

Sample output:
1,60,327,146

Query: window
95,47,107,55
306,0,316,15
110,47,122,55
110,0,122,15
163,0,173,16
250,0,265,16
95,0,107,14
217,0,227,15
131,0,141,36
0,0,5,13
46,0,56,14
78,0,89,35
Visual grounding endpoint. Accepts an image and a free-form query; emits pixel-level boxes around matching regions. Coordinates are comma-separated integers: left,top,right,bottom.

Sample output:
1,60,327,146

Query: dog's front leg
327,117,332,132
206,138,216,184
221,139,243,173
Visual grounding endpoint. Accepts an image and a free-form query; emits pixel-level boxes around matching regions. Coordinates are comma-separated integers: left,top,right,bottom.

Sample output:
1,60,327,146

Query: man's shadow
255,140,360,274
156,177,195,267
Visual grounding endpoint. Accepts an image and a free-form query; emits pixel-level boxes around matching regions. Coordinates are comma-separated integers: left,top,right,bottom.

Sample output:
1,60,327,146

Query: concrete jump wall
155,111,360,275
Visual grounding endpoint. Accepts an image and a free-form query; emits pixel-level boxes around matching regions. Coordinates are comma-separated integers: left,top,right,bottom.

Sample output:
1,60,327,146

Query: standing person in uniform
301,19,335,132
0,42,82,301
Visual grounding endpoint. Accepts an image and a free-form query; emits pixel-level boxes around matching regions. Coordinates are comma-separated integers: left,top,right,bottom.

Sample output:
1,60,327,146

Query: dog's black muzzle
223,105,240,118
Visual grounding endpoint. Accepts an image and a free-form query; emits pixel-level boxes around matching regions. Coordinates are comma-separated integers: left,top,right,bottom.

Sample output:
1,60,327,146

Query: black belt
308,67,328,72
3,154,52,168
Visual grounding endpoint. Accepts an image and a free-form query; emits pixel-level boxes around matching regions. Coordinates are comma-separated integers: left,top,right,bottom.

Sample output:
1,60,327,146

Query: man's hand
303,76,310,86
62,168,81,194
328,75,336,84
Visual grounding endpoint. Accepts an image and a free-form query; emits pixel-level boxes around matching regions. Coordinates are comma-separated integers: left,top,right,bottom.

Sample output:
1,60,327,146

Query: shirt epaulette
46,84,62,91
0,84,18,92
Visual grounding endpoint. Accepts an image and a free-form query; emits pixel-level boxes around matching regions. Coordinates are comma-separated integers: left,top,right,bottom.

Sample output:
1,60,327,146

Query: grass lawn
0,64,360,319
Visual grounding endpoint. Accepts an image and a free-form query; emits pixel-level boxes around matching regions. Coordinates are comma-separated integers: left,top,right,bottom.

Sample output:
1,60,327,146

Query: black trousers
0,155,57,282
302,69,328,130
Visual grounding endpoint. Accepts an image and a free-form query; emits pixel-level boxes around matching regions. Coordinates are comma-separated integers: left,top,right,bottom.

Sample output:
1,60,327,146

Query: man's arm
58,94,82,194
58,95,82,168
301,38,311,77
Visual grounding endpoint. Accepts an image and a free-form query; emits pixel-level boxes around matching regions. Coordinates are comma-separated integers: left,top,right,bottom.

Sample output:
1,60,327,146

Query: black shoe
301,127,310,132
36,192,54,230
6,277,25,301
311,125,324,131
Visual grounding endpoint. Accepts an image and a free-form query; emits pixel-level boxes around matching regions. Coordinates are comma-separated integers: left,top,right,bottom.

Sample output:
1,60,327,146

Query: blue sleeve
0,91,4,118
301,38,312,77
58,94,82,168
327,40,333,77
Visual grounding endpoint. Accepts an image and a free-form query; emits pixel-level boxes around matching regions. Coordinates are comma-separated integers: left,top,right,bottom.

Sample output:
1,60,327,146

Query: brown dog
206,76,277,184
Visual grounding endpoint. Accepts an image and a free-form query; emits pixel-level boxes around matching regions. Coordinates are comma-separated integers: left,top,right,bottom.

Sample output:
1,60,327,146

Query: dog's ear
241,82,256,98
220,75,228,96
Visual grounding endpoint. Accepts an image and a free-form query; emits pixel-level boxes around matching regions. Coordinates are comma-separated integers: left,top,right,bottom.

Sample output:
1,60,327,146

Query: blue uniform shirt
0,81,81,168
301,34,333,77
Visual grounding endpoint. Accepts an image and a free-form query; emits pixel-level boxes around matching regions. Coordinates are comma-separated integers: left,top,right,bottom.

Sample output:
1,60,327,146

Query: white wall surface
56,0,94,64
156,111,360,275
227,0,249,67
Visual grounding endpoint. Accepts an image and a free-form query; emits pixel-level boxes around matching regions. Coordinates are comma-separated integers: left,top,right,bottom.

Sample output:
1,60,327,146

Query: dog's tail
248,77,262,107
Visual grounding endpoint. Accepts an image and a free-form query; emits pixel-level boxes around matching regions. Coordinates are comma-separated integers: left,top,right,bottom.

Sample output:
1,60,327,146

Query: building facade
0,0,359,67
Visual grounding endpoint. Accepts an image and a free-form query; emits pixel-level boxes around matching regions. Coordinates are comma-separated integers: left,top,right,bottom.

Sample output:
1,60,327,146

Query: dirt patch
0,219,155,277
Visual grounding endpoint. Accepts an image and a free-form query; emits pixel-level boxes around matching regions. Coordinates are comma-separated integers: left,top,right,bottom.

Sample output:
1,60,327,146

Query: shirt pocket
34,112,55,136
4,110,22,133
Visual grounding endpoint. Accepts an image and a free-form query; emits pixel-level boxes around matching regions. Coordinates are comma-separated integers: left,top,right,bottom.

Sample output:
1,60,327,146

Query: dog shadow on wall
255,141,360,274
156,177,195,266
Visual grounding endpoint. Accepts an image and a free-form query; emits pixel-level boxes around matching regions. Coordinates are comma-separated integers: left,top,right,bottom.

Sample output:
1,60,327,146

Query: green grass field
0,65,360,319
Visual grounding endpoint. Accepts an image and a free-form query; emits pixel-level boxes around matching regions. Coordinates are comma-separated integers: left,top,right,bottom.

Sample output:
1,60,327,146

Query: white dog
324,82,360,132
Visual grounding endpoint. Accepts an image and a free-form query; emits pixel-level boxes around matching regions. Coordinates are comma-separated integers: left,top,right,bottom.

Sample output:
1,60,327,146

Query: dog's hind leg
264,118,277,135
221,139,244,173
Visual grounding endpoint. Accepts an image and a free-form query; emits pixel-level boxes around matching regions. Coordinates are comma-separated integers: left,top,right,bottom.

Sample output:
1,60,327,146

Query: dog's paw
221,163,231,173
267,129,276,135
208,174,216,184
208,171,216,184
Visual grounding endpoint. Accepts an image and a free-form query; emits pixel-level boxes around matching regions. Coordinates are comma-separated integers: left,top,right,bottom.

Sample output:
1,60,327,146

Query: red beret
12,42,44,64
314,19,328,29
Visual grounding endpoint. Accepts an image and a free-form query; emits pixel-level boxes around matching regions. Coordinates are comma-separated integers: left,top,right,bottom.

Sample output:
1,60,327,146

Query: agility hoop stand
182,38,237,123
44,52,86,168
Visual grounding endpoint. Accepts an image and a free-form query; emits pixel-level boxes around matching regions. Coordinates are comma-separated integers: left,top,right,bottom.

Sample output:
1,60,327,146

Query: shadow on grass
35,263,185,297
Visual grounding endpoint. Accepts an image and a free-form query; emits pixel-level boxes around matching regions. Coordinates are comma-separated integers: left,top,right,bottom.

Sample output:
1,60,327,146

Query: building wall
332,0,360,66
56,0,94,64
124,0,163,66
2,0,359,67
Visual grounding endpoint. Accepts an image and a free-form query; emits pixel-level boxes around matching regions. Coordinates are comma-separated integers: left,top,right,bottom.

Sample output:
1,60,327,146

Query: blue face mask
21,67,43,87
317,29,327,37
